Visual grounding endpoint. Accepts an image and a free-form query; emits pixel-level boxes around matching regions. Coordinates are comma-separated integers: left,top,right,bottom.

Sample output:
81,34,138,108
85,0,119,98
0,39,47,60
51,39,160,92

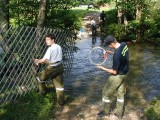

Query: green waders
36,63,64,105
102,74,127,116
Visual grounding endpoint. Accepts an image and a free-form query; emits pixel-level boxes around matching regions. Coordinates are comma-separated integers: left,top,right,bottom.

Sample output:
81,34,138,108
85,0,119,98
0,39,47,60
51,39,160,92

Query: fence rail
0,25,76,105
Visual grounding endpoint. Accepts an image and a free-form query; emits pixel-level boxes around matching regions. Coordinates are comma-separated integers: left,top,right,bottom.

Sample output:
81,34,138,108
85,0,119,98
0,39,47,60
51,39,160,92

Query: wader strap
50,61,62,67
102,98,111,103
117,98,124,103
36,77,45,83
56,88,64,91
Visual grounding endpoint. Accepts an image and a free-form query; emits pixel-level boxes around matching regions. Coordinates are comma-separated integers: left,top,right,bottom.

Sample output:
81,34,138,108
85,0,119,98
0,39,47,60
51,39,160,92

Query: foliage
105,9,117,25
102,0,160,44
107,23,128,41
116,0,135,20
105,9,134,41
145,97,160,120
8,0,82,29
125,0,136,21
141,1,160,44
9,0,39,26
45,10,81,30
0,91,55,120
80,0,102,5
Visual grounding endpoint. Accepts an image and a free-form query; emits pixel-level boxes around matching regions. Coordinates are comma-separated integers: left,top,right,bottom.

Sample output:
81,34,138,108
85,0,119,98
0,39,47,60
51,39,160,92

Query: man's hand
34,59,39,65
34,58,47,65
105,50,114,54
96,65,117,74
96,65,104,70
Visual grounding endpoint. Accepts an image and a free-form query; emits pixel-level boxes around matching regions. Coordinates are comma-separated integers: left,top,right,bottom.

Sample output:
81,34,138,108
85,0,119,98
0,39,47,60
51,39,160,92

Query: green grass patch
0,91,56,120
145,97,160,120
72,5,115,12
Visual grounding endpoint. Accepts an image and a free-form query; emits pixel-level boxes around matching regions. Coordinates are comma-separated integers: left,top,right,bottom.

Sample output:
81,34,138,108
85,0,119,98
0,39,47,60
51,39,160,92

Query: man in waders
34,34,64,106
99,11,106,33
91,17,96,36
96,35,129,119
99,11,105,24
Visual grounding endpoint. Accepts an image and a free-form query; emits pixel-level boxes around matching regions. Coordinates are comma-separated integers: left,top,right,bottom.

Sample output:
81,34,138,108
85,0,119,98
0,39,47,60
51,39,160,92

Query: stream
55,36,160,120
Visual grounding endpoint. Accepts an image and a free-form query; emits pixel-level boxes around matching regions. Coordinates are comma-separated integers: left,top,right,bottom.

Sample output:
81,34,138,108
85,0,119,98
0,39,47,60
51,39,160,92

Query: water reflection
99,33,105,46
126,43,160,102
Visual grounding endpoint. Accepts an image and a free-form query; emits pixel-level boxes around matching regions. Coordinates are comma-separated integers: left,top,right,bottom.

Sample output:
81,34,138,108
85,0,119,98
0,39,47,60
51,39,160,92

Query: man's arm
96,66,117,74
34,58,48,65
105,50,114,54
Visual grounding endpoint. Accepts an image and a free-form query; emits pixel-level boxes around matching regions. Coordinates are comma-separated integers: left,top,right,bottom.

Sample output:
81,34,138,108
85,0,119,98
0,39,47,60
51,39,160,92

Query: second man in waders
96,35,129,119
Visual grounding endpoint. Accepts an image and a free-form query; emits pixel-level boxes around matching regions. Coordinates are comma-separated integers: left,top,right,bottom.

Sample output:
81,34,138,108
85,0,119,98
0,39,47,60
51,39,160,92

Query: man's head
104,35,117,48
45,34,55,46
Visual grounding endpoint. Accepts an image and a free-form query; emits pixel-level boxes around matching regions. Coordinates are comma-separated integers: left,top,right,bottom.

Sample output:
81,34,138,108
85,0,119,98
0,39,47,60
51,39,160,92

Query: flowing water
65,37,160,101
56,37,160,120
128,42,160,101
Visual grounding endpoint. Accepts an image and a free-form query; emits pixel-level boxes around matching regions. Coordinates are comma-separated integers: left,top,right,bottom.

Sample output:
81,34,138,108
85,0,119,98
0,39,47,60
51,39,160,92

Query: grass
0,91,56,120
70,6,114,31
0,85,73,120
145,97,160,120
72,3,115,12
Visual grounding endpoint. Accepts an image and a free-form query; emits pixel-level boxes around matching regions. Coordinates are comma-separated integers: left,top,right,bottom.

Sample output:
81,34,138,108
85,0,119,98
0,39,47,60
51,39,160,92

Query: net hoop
89,46,107,65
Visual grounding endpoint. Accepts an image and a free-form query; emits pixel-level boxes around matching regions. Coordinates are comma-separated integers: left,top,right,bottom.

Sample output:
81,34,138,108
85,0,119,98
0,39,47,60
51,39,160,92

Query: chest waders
102,74,128,117
36,63,64,105
91,25,96,36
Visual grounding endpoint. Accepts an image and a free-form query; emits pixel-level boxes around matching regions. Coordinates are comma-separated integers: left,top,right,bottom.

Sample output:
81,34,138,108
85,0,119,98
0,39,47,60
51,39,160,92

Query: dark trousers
102,74,128,116
91,25,96,35
37,64,64,105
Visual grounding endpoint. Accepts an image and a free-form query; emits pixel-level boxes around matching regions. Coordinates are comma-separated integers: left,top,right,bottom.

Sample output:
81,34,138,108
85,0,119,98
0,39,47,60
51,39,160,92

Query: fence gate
0,24,76,105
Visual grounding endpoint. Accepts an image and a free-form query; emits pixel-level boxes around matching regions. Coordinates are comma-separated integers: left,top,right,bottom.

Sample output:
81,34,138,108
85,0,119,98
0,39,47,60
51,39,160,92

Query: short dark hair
45,34,56,40
104,35,116,46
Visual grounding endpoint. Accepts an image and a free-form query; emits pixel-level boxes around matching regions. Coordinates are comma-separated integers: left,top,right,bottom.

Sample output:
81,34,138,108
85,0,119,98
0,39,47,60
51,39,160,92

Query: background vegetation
1,0,159,45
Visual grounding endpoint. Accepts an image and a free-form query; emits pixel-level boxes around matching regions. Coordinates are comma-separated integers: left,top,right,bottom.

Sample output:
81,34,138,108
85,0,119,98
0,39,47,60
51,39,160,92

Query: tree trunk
0,0,9,53
37,0,47,29
0,0,9,32
135,0,143,42
35,0,47,52
116,0,123,24
136,3,142,21
124,0,128,26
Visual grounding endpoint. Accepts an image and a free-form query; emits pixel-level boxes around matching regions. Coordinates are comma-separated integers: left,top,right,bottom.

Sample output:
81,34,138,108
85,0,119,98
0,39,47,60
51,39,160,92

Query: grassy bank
144,97,160,120
0,91,55,120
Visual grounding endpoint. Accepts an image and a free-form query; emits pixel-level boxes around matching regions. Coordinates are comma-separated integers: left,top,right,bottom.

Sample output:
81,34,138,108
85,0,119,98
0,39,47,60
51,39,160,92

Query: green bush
106,23,136,42
141,1,160,44
105,9,118,26
104,9,136,42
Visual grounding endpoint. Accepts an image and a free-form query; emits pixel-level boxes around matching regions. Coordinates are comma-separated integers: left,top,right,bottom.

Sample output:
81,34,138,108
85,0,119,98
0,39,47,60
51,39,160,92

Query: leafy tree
1,0,80,29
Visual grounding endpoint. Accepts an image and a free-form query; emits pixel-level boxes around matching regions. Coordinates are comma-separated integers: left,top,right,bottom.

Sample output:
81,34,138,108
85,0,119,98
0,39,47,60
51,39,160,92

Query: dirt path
76,11,101,38
82,11,100,31
52,11,147,120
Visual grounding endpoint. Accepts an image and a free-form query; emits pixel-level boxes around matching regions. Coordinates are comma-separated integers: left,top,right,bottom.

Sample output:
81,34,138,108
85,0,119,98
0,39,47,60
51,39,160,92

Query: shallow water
64,37,160,103
128,43,160,101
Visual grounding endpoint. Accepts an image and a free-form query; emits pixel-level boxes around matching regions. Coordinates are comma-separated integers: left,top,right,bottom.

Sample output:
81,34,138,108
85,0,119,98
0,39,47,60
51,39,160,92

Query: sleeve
42,47,51,60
